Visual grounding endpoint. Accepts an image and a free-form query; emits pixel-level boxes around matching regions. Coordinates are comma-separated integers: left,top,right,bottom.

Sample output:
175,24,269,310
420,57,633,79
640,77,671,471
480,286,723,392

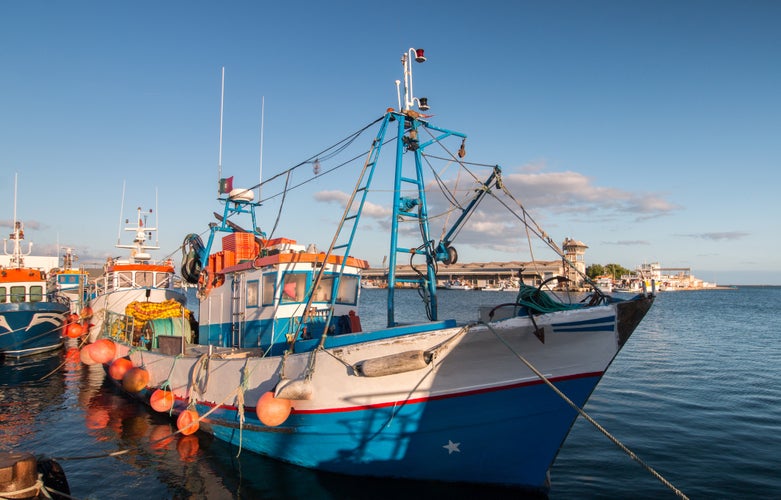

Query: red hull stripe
187,371,604,414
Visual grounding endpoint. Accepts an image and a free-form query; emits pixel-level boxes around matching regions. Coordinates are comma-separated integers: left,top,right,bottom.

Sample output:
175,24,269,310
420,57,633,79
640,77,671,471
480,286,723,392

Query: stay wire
482,321,688,499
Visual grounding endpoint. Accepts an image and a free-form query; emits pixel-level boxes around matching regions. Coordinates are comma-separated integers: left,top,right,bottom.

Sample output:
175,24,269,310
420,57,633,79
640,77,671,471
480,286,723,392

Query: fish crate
223,250,236,268
223,233,259,261
209,251,228,273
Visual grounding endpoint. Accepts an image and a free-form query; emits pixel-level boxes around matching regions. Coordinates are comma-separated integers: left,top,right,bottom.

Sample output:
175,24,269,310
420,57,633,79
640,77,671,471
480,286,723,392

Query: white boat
360,279,384,289
595,276,614,294
86,206,187,343
444,279,473,290
85,50,655,494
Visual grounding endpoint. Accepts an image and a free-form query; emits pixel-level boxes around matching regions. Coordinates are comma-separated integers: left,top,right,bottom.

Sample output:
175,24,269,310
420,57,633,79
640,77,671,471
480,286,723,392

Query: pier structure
361,259,572,289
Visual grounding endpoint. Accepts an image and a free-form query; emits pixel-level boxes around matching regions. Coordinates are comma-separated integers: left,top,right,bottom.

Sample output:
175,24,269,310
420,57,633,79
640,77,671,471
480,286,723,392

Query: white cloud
313,190,392,219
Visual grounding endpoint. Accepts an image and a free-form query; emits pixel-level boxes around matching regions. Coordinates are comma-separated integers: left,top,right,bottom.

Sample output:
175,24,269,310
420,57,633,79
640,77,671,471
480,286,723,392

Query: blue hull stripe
189,374,603,490
552,314,615,333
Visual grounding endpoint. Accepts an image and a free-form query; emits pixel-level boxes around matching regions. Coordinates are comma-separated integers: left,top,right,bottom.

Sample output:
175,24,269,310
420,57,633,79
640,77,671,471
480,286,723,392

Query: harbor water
2,286,780,498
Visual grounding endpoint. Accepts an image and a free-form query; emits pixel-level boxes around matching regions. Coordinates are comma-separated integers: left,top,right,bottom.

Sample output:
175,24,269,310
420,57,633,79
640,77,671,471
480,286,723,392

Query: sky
1,1,779,286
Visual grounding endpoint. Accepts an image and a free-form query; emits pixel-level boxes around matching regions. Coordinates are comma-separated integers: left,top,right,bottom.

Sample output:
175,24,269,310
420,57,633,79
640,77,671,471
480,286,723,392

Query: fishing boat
86,205,187,343
0,183,70,357
90,50,655,493
443,279,473,290
360,279,383,289
49,247,90,314
595,276,614,294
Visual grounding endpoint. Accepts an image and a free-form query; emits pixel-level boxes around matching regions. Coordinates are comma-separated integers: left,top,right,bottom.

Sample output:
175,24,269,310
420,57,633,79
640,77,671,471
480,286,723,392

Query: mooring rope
481,321,688,499
0,477,43,499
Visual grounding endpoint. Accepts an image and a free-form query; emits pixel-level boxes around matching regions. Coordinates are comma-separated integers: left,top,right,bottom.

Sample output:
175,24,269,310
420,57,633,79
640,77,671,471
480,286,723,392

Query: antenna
155,187,159,247
12,172,17,232
258,96,265,200
117,181,126,245
218,66,225,189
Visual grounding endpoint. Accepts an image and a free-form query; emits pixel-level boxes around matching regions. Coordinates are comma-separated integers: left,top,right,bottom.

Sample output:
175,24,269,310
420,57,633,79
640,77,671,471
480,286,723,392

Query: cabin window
0,286,6,303
29,286,43,302
312,274,359,305
136,271,154,287
336,275,359,305
246,280,259,308
10,285,26,303
262,273,276,305
313,275,334,302
280,273,307,303
118,272,133,288
155,273,172,288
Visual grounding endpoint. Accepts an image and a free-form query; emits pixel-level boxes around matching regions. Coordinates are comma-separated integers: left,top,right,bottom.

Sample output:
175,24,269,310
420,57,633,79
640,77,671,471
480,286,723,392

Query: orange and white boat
0,181,70,357
86,206,187,343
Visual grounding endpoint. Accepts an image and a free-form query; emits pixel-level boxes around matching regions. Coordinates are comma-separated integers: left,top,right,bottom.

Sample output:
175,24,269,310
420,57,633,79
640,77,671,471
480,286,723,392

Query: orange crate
223,250,236,268
223,233,258,260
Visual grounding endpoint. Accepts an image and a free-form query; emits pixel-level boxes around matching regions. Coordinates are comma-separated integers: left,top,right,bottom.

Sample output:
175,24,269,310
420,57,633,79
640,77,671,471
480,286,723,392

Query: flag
218,176,234,194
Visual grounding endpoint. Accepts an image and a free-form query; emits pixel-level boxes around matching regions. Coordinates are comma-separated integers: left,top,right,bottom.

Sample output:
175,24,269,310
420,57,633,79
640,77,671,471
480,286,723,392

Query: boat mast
258,95,264,200
386,48,440,325
117,180,126,246
3,173,32,268
217,66,225,192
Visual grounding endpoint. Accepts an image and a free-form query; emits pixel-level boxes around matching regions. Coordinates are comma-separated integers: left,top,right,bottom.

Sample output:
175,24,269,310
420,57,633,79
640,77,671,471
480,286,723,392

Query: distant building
562,238,588,285
362,238,590,289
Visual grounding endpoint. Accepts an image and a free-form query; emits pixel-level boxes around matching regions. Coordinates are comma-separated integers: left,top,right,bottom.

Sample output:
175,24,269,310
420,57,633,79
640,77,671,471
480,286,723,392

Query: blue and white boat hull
110,297,651,491
0,302,68,357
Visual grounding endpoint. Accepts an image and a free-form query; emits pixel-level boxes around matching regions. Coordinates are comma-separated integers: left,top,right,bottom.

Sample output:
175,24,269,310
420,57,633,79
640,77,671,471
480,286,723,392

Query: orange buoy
65,323,84,338
150,388,175,412
255,391,292,427
80,306,93,318
122,366,150,393
80,344,98,365
176,409,199,436
89,338,116,364
108,357,134,381
67,312,80,323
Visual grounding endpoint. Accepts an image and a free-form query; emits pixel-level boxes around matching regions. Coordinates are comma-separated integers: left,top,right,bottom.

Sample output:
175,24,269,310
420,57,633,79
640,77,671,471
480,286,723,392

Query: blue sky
2,1,779,285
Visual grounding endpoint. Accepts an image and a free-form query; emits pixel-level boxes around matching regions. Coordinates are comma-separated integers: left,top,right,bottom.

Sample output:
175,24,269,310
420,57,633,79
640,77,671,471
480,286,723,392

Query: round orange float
65,323,84,338
150,388,175,412
89,338,116,364
255,391,292,427
176,408,200,436
122,366,150,392
108,357,134,380
80,344,98,365
80,306,93,318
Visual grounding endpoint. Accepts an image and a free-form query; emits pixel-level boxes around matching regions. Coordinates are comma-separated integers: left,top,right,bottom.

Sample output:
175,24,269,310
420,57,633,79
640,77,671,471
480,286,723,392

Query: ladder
298,113,394,336
230,273,243,347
